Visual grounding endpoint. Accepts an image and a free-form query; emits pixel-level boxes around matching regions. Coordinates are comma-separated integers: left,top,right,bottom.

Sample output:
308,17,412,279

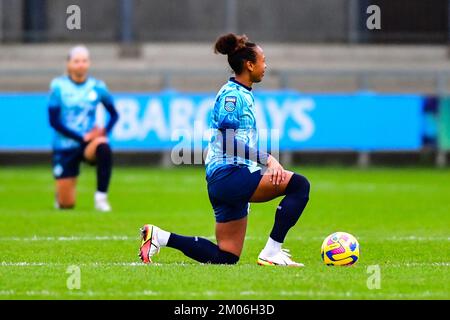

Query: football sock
157,228,171,247
95,191,107,202
269,174,310,244
167,233,239,264
96,143,112,193
260,237,282,257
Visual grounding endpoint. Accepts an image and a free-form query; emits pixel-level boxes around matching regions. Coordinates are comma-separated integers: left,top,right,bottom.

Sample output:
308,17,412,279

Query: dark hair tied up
214,33,257,75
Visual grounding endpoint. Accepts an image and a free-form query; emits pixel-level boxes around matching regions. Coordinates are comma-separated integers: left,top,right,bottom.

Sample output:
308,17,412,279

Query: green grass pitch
0,165,449,299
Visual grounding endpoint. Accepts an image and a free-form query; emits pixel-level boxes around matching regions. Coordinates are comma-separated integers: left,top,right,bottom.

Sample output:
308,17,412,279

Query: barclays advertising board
0,91,423,151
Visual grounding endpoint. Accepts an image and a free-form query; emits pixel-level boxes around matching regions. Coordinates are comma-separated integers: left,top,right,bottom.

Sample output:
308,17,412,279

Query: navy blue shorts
52,145,89,179
207,165,263,223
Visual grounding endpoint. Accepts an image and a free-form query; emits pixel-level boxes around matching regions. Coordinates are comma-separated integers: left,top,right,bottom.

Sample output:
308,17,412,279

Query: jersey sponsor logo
224,96,237,112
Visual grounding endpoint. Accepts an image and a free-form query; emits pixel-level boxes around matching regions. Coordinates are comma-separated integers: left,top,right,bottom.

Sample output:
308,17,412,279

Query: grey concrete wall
1,43,448,93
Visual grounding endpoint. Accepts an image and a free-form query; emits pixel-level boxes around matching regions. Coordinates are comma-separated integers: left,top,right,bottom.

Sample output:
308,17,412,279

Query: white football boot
94,192,111,212
257,248,304,267
139,224,161,264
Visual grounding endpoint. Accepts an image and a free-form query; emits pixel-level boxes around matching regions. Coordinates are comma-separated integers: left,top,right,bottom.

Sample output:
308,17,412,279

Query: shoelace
280,248,301,265
281,248,292,258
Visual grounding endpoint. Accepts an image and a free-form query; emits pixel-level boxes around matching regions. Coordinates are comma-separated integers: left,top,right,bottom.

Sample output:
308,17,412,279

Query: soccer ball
321,232,359,266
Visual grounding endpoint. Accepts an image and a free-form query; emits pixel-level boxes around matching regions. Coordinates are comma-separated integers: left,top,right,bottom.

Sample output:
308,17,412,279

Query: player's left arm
218,94,285,184
97,81,119,135
218,94,270,166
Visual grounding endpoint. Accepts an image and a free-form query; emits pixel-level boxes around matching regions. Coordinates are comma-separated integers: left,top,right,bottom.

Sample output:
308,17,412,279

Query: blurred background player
48,45,119,212
139,34,310,266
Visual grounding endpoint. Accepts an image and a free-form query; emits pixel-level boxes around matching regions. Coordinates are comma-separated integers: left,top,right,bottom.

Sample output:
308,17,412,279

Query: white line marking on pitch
0,236,137,241
0,289,447,299
0,235,448,242
1,261,449,267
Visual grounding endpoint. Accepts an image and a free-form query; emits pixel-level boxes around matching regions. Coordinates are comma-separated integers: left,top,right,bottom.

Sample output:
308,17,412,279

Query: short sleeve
96,80,113,105
217,94,242,130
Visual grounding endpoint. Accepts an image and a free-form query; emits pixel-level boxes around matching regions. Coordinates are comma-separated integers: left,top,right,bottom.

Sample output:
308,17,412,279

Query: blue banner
0,91,424,151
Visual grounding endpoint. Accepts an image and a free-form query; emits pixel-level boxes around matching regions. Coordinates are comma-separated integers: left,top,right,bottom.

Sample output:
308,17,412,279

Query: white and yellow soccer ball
321,232,359,266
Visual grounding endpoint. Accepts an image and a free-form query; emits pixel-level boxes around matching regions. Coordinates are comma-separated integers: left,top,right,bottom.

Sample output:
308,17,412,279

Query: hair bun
214,33,248,55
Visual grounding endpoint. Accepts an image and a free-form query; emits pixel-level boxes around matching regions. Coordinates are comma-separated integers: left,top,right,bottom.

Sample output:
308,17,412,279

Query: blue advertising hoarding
0,91,424,151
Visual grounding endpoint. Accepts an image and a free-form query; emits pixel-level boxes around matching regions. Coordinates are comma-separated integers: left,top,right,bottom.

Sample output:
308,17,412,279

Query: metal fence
0,0,448,44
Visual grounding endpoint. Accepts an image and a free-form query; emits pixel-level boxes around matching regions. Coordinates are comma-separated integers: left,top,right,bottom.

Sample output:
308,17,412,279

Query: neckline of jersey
67,75,89,86
229,77,252,92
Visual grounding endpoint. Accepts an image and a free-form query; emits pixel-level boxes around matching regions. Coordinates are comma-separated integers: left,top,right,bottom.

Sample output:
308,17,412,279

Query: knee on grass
58,202,75,209
213,250,240,265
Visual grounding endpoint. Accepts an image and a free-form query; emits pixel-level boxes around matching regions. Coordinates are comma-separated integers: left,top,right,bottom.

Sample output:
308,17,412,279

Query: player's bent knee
218,240,244,258
287,173,311,199
58,202,75,209
96,142,112,154
56,192,76,209
218,250,240,264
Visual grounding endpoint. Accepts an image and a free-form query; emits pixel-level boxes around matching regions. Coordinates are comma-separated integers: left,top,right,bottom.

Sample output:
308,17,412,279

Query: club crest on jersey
88,90,98,101
53,164,63,177
224,96,237,112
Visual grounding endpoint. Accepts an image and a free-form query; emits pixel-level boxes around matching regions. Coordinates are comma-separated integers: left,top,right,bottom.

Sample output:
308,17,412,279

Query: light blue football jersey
205,78,261,180
48,75,112,150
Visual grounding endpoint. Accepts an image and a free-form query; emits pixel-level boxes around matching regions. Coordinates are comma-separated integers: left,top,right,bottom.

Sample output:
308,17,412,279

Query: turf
0,165,449,300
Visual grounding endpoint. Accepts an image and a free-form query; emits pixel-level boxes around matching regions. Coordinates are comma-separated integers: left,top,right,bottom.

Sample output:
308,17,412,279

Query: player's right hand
266,155,286,186
83,127,105,142
83,131,95,142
